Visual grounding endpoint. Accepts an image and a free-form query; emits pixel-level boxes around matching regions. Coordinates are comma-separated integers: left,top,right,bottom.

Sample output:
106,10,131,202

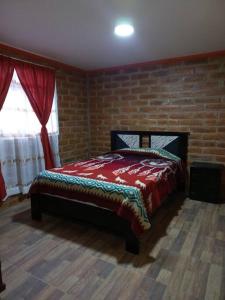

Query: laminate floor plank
0,196,225,300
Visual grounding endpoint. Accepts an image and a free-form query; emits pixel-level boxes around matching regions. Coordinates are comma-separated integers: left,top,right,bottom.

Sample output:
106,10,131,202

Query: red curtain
15,62,55,169
0,56,14,201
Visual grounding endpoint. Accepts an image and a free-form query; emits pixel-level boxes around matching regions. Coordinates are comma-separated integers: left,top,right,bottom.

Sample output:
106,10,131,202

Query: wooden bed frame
31,130,189,254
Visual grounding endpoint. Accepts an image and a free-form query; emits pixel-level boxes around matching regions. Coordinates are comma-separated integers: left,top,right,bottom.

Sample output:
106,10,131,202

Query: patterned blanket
30,148,183,236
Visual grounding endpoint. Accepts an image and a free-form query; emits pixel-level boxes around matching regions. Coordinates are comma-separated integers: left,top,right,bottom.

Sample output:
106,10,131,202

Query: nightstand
189,162,223,203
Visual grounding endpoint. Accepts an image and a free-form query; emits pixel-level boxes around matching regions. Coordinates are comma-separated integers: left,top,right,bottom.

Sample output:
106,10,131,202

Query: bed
30,130,189,254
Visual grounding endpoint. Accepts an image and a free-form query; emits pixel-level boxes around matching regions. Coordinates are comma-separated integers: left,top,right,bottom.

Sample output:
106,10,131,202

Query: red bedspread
30,148,184,235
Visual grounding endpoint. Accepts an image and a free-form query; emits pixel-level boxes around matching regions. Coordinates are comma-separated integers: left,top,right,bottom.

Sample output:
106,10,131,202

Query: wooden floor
0,195,225,300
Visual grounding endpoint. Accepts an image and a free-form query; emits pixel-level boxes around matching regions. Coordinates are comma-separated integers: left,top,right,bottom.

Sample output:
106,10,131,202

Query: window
0,71,58,136
0,70,60,197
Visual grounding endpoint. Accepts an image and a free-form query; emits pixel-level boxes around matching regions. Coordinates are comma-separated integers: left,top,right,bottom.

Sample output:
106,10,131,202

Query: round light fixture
114,23,134,37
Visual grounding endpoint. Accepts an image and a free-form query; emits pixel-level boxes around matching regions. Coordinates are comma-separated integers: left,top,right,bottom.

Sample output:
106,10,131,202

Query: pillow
118,147,181,162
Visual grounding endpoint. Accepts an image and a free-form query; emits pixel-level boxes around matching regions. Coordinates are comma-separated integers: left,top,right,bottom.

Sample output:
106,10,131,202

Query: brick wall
88,57,225,166
0,49,224,168
56,71,88,163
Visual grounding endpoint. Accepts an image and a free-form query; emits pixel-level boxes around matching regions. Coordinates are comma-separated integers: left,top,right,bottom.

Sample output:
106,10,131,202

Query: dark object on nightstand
189,162,223,203
0,261,6,293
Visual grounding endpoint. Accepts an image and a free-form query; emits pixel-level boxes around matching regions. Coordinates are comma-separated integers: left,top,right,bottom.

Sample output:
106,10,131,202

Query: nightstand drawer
190,181,220,191
190,188,220,203
189,162,223,203
191,170,220,182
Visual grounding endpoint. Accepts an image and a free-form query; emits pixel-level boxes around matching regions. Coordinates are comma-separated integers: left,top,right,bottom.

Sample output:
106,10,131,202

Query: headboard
111,130,189,162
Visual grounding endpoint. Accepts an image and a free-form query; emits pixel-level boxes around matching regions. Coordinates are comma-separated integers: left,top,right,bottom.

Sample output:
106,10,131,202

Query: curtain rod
0,53,55,70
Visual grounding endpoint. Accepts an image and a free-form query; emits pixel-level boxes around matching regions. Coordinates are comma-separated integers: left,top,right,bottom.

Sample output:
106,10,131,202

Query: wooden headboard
111,130,189,162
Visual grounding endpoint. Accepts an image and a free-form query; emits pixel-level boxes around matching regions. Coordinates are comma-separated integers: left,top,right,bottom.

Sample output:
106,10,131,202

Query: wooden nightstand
189,162,223,203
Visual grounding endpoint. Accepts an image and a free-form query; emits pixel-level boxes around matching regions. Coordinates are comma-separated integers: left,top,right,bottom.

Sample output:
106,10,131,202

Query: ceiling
0,0,225,70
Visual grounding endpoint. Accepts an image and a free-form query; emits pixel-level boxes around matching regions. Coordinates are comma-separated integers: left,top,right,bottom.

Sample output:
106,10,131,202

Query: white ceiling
0,0,225,70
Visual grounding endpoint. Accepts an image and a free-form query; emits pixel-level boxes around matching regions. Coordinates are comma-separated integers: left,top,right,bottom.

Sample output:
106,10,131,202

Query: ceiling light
114,23,134,37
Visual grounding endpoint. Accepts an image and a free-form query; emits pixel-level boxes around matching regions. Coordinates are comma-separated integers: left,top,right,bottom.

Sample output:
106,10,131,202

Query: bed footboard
30,194,140,254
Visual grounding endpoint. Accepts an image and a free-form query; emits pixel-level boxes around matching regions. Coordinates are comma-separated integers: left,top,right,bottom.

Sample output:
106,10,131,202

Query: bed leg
0,261,6,293
31,195,42,221
125,232,139,254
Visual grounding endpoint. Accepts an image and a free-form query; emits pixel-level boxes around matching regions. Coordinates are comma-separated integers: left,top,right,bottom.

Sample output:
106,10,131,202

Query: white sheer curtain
0,71,60,197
